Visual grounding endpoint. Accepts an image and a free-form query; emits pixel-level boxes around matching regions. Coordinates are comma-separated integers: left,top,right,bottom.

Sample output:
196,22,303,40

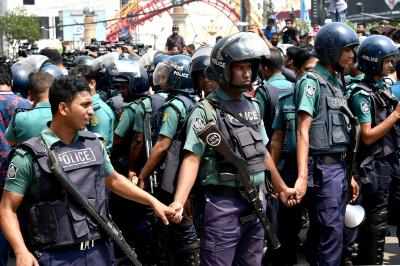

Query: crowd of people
0,17,399,266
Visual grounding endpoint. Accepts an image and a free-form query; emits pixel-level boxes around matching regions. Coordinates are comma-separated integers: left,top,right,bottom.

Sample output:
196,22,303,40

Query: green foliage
0,7,40,41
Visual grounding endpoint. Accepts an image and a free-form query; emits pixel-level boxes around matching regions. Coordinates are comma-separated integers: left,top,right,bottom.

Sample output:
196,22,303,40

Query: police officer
138,54,200,266
268,52,301,266
112,58,150,175
123,55,172,266
71,60,116,153
255,50,280,140
5,72,53,145
128,53,172,182
0,75,174,266
190,46,218,98
348,35,400,265
107,58,152,264
169,32,296,266
294,22,359,266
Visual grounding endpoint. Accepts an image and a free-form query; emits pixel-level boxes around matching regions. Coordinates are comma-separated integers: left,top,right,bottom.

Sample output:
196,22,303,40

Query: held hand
169,201,184,224
128,171,138,184
294,177,308,203
151,200,176,225
279,187,298,207
16,250,39,266
350,176,360,203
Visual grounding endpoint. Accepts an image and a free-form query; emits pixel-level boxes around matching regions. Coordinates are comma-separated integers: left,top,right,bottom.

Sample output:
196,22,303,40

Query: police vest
304,72,351,155
18,131,107,251
112,99,145,174
279,86,297,154
159,93,197,194
351,82,400,159
141,92,168,144
199,96,267,187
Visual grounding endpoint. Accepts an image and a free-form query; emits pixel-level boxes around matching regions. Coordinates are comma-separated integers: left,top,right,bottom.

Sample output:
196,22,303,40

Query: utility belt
41,237,105,253
313,152,347,165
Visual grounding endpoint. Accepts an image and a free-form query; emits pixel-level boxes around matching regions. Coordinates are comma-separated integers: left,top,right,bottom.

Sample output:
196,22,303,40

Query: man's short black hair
260,48,283,70
40,48,63,65
293,48,314,70
286,46,302,60
357,22,366,27
49,75,90,115
0,64,11,86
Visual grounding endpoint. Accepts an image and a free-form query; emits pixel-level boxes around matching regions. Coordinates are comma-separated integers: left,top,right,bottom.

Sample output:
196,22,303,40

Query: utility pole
239,0,250,31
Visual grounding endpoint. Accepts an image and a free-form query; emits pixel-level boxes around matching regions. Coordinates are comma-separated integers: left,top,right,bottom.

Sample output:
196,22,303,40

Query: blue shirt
392,81,400,100
0,91,31,183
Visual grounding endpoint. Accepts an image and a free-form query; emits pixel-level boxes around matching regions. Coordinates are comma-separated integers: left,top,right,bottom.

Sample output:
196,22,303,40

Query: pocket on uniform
309,122,329,150
68,206,90,238
315,198,340,226
237,130,258,159
329,111,350,145
29,202,60,245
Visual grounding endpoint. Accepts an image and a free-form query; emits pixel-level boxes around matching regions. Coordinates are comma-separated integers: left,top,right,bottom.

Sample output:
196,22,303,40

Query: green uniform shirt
159,97,187,139
296,64,341,117
272,93,294,130
88,94,116,152
268,72,293,91
349,80,388,124
255,86,267,119
133,92,168,134
184,88,268,187
269,73,294,130
4,128,114,196
114,102,137,138
5,101,52,144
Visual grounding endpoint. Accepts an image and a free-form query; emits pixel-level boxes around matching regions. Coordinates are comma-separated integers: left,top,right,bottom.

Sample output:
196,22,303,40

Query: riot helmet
314,22,358,68
153,61,172,90
191,46,212,74
208,32,270,87
40,63,65,79
165,54,194,94
357,35,399,76
11,55,49,95
74,55,95,68
191,46,218,96
149,53,171,91
107,58,149,101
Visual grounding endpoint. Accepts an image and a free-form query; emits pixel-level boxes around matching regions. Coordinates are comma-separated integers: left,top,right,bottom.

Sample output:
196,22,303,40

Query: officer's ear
58,101,70,116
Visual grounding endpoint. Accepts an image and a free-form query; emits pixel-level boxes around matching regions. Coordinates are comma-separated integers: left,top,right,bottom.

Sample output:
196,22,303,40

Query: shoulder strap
349,82,372,99
20,137,47,158
307,70,343,97
150,93,167,114
165,94,196,124
201,99,217,123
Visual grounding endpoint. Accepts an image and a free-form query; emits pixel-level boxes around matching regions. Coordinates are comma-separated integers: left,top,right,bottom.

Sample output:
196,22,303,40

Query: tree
0,7,40,42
